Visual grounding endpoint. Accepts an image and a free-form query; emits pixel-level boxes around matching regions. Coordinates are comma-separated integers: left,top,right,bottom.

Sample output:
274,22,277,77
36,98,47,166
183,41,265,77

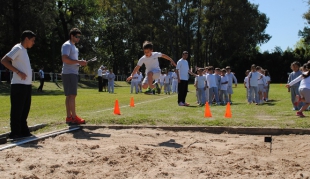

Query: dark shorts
62,74,78,96
103,79,108,86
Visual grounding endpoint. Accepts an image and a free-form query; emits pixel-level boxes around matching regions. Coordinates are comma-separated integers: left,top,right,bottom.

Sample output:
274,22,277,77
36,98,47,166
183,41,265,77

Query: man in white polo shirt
176,51,196,106
1,30,36,139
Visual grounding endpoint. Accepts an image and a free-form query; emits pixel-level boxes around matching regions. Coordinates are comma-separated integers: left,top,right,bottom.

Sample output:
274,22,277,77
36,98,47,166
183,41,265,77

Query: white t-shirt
6,43,32,85
61,40,79,75
220,76,228,90
195,75,206,88
248,71,261,87
131,73,139,82
258,75,265,85
137,73,143,82
137,52,162,74
171,72,178,82
206,73,217,88
98,68,102,76
176,58,189,80
265,76,271,85
244,76,249,88
159,74,165,83
164,74,170,84
226,73,237,86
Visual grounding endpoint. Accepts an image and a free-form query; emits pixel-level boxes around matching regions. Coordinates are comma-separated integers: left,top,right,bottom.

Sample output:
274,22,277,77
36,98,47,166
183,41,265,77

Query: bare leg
229,94,231,102
147,71,155,89
299,103,310,113
68,95,77,118
65,96,71,117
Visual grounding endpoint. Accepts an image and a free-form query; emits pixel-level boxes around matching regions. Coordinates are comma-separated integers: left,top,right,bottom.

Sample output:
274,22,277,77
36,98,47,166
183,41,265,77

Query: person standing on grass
137,71,143,93
1,30,36,139
225,66,237,104
288,61,302,111
61,28,87,125
171,69,178,93
164,70,171,95
126,41,176,94
176,51,197,106
248,64,263,105
194,68,207,106
286,62,310,117
97,65,103,92
130,72,139,94
37,66,44,92
219,69,229,105
158,71,165,91
107,69,115,93
264,69,271,101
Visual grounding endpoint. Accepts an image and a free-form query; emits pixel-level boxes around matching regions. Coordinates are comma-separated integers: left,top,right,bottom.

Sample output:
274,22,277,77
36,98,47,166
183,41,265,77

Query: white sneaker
178,102,185,106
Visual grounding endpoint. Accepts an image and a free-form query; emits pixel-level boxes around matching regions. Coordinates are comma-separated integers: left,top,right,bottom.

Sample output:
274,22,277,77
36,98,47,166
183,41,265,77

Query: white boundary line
93,95,174,113
0,127,80,151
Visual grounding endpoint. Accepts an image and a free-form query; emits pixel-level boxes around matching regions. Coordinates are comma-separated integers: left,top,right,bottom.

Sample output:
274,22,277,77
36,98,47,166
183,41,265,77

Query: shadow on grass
72,129,111,140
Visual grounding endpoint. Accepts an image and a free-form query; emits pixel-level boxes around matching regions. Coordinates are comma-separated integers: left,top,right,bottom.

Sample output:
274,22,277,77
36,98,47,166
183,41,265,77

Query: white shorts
142,69,161,85
258,84,265,93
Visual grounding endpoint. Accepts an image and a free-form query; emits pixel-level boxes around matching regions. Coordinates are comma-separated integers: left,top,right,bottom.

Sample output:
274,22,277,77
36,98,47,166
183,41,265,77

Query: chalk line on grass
93,95,174,113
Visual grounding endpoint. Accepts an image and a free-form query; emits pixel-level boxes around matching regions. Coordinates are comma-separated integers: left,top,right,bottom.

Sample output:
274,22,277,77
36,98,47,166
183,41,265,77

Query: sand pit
0,128,310,179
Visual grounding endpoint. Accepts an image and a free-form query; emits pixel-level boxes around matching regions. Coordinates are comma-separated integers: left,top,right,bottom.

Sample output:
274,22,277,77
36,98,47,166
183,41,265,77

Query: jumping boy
126,41,176,94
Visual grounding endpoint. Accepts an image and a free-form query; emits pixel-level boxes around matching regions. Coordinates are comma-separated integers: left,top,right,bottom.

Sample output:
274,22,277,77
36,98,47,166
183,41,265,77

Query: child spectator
137,71,143,93
204,67,209,103
206,67,220,105
158,72,165,91
286,62,310,117
257,66,266,104
225,66,238,104
171,69,178,93
287,61,302,110
164,71,171,94
214,68,221,92
107,69,115,93
264,69,271,101
248,64,263,105
219,69,229,105
194,68,207,106
244,70,250,101
130,73,139,94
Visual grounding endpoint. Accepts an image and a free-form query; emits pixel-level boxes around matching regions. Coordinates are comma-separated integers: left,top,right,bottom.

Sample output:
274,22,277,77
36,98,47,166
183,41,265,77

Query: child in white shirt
131,73,139,94
107,69,115,93
171,70,178,93
248,64,263,104
206,67,220,105
244,70,250,101
158,72,165,91
164,72,171,94
219,69,229,105
194,68,207,106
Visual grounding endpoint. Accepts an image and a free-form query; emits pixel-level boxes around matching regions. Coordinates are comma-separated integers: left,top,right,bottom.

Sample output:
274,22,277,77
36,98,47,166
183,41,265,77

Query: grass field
0,80,309,134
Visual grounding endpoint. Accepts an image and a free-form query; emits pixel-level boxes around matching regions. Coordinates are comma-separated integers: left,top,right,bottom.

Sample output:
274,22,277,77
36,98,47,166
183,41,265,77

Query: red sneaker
66,116,73,124
72,115,86,124
296,111,305,117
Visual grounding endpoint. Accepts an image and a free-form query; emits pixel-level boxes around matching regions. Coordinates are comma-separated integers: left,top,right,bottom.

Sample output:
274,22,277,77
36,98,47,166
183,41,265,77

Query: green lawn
0,80,309,134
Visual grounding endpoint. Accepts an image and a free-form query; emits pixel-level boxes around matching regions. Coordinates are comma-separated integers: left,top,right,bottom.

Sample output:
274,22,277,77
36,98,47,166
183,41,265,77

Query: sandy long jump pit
0,128,310,179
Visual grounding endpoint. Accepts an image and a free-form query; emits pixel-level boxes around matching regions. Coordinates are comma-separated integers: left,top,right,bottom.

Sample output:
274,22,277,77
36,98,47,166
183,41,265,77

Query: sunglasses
75,35,82,39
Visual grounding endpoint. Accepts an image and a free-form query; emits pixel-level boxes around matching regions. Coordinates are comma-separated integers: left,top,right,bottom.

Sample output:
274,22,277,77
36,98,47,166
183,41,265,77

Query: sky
249,0,309,52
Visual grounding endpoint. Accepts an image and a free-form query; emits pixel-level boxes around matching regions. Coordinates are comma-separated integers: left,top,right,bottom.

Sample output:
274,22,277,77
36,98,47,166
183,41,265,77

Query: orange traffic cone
114,99,121,115
225,102,232,118
204,102,212,117
130,97,135,107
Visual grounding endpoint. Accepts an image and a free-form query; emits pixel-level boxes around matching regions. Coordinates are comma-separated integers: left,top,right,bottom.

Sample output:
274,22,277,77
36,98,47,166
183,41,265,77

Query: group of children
157,70,178,95
244,64,271,105
130,71,143,94
194,66,237,106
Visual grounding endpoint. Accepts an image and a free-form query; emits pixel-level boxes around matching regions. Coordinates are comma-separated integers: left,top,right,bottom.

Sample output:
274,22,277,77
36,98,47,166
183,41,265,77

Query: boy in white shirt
127,41,176,94
158,72,165,91
131,73,139,94
137,71,143,93
164,71,171,94
225,66,238,104
107,69,115,93
257,66,266,104
171,69,178,93
219,69,229,105
194,68,207,106
204,67,209,103
244,70,250,101
248,64,263,104
206,67,220,105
